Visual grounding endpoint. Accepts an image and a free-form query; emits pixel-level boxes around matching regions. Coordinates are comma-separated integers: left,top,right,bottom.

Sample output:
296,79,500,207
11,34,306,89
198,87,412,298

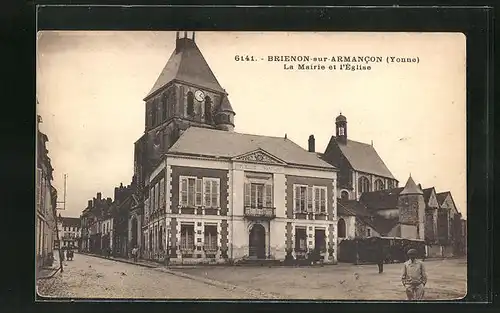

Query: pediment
232,149,286,165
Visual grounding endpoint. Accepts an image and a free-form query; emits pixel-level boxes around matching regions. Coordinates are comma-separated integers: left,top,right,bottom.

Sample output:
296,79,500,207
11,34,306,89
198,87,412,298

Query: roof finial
409,172,412,178
371,140,373,146
284,133,287,139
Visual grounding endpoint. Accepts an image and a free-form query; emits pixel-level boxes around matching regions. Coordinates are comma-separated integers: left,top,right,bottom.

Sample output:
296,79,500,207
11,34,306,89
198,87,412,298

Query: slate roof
371,216,400,236
400,176,423,195
168,127,335,169
216,95,235,114
422,187,434,203
338,199,372,217
145,37,225,100
338,199,399,235
326,137,396,179
61,217,81,228
436,192,450,206
359,187,404,210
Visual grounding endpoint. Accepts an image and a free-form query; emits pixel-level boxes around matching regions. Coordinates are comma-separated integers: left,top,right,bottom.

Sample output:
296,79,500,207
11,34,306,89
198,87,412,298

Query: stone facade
141,153,337,265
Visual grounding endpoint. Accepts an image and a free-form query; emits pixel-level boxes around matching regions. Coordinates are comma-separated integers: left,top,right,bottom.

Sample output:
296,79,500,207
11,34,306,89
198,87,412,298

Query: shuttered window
203,178,220,208
159,178,165,210
180,176,206,207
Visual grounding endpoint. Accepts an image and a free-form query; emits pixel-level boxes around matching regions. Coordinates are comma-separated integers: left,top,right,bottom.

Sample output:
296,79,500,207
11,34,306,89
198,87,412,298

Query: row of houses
79,32,466,264
36,114,59,271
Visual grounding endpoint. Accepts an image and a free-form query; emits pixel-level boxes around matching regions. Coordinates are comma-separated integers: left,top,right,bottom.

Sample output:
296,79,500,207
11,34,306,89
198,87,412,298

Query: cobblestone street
176,258,467,300
37,253,466,300
36,253,257,299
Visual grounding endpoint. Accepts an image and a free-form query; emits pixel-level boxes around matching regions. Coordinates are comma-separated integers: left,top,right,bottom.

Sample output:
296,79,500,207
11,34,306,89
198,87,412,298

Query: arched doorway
338,218,346,238
131,217,138,248
249,224,266,259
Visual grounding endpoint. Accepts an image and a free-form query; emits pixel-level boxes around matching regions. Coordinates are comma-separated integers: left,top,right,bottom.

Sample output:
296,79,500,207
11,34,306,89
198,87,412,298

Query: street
37,253,466,300
176,258,467,300
36,253,257,299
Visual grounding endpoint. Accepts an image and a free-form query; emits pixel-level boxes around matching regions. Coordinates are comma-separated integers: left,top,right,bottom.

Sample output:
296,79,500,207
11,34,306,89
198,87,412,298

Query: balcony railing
244,207,276,219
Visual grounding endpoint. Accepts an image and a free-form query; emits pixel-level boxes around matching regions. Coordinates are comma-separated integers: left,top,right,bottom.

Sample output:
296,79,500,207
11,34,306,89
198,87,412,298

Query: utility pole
56,174,67,272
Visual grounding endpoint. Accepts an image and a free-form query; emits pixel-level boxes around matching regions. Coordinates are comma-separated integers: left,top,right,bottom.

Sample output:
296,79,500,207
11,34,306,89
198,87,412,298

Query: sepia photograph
36,31,467,301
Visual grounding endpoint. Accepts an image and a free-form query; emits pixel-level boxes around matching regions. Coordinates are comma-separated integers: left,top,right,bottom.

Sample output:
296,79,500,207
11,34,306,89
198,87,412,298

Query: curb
81,253,160,269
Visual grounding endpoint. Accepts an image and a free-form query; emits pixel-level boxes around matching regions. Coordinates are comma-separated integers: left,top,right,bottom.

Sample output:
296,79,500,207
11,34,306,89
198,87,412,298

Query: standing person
402,249,427,300
132,246,138,262
377,245,385,273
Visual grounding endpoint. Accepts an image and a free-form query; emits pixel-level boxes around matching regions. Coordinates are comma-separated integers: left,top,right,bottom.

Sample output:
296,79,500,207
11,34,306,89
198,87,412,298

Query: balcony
244,207,276,219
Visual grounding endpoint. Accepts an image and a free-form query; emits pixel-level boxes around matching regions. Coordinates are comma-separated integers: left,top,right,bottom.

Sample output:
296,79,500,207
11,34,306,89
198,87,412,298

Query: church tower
335,113,347,144
397,175,425,240
133,31,236,188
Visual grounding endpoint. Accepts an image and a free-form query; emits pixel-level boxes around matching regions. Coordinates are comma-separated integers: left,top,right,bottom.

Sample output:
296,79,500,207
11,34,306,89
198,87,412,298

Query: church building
320,113,399,201
133,32,339,264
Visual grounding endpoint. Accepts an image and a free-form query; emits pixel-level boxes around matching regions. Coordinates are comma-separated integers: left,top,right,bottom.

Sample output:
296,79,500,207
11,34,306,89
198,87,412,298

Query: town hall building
132,32,339,264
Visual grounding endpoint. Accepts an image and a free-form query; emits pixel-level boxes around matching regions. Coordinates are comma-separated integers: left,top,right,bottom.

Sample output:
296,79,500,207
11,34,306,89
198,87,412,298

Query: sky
37,31,466,218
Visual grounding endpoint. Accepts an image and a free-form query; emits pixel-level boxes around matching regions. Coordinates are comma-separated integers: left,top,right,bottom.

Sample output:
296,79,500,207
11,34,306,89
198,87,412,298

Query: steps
235,258,282,266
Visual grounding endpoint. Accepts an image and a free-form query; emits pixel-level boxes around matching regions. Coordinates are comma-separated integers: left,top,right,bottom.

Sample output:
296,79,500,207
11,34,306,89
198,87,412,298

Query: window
150,186,155,212
244,183,273,208
162,93,168,120
375,179,384,191
294,185,308,213
367,228,372,237
159,178,165,210
203,178,220,208
338,126,345,136
149,229,153,250
36,168,42,211
204,225,217,250
295,227,307,251
340,190,349,201
314,187,327,213
338,219,346,238
358,176,371,194
180,225,195,250
204,96,213,123
387,180,395,189
152,100,158,126
294,185,327,213
187,92,194,116
154,182,159,211
180,176,204,207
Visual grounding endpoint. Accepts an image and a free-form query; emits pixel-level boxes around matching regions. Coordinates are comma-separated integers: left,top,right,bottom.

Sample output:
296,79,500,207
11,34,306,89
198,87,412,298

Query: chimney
88,200,93,208
418,183,422,190
308,135,315,152
97,192,102,200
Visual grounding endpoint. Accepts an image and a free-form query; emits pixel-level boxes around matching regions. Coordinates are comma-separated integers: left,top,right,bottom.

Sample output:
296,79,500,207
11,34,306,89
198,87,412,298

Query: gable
325,136,395,179
428,190,439,208
442,194,458,214
232,149,286,165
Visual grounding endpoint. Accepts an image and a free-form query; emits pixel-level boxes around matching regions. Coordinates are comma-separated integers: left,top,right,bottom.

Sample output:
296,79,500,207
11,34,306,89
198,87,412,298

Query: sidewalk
37,251,63,280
